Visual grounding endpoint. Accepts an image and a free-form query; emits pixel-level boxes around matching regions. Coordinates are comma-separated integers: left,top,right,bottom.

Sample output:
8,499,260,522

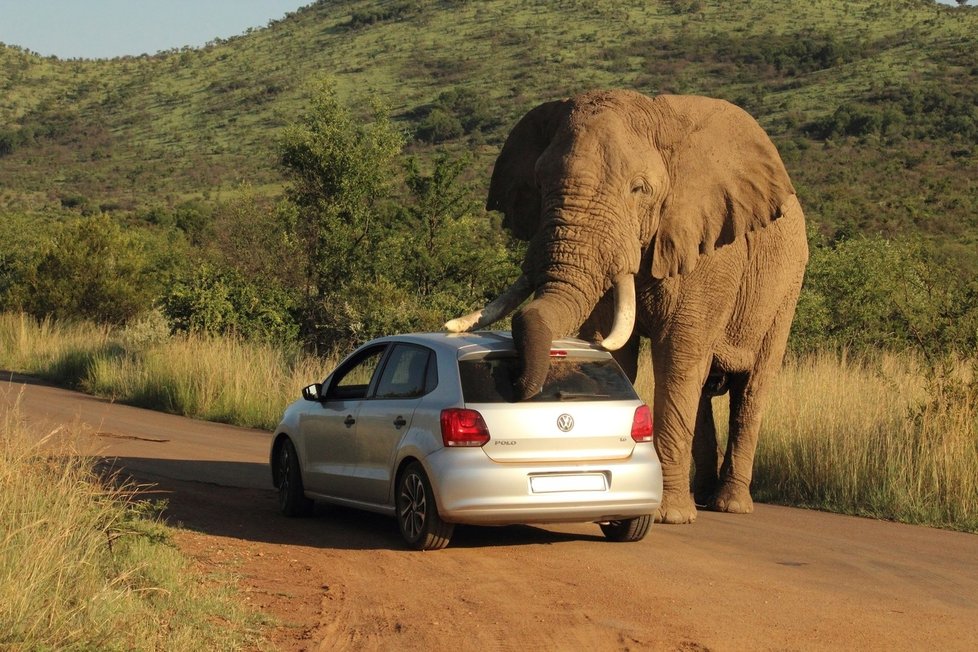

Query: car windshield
459,355,637,403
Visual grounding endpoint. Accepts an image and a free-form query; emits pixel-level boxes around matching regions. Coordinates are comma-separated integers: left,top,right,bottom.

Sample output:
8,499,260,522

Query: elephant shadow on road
99,457,603,551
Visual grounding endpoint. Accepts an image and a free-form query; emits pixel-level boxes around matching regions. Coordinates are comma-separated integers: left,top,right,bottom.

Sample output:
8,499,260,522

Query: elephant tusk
599,274,636,351
444,275,533,333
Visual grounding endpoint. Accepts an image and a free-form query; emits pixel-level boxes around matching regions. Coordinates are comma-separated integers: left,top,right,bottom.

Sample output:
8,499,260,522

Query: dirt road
5,375,977,651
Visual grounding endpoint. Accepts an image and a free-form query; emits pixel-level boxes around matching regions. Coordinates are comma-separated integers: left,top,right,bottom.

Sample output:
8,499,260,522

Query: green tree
278,81,404,349
160,194,305,343
394,153,516,312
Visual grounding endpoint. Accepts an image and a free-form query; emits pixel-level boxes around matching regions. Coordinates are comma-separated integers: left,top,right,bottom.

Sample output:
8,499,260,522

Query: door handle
393,416,407,429
344,415,356,427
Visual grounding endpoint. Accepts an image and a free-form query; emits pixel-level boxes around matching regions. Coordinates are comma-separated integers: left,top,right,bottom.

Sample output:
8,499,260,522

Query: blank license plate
530,474,607,493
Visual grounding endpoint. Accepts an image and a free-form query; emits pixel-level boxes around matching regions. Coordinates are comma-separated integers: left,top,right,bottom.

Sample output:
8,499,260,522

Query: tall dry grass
0,312,332,430
636,350,978,532
0,399,260,650
3,312,976,531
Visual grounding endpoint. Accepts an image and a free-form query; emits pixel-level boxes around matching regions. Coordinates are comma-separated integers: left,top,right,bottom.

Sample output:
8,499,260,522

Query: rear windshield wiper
555,390,610,401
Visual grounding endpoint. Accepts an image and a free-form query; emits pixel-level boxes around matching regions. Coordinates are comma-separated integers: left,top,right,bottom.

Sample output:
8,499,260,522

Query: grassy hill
1,0,976,264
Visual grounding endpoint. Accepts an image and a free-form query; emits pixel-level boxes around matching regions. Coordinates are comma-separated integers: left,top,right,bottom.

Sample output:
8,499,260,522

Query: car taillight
631,405,653,443
441,408,491,447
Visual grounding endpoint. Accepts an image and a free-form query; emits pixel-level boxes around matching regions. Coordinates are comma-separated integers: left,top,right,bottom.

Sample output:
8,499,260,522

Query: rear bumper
423,445,663,526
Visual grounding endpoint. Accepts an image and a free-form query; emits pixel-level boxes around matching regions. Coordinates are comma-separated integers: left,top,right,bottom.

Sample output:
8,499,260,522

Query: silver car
270,332,662,550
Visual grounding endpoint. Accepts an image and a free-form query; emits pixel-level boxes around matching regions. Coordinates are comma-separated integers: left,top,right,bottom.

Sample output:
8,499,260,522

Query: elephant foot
709,482,754,514
654,492,697,524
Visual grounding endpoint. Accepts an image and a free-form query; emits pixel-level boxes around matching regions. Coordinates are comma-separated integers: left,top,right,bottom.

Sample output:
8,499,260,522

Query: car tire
396,462,454,551
600,515,652,542
276,438,313,517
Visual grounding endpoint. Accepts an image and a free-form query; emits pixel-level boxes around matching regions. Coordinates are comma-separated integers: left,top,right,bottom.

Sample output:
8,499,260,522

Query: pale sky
0,1,973,61
0,0,312,59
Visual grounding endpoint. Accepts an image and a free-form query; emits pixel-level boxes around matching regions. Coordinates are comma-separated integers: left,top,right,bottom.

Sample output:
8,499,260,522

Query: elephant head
446,90,795,399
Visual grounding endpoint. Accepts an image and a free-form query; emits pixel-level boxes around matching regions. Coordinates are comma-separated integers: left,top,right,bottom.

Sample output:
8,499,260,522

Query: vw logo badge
557,414,575,432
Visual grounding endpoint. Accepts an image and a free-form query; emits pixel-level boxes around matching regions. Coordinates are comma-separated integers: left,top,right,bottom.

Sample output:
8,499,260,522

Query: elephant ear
487,99,572,241
651,96,796,279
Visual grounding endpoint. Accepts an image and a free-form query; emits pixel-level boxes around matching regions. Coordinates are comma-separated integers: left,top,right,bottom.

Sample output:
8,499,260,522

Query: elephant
445,89,808,524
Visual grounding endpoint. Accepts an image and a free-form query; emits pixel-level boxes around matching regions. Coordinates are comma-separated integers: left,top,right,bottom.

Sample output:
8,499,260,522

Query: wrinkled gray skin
449,90,808,524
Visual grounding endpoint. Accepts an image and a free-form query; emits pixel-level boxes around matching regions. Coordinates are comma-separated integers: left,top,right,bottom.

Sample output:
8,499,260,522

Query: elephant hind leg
691,391,722,506
711,296,797,514
711,371,756,514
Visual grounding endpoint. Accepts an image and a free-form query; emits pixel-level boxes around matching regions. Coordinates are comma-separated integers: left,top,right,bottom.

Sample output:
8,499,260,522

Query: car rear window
459,356,638,403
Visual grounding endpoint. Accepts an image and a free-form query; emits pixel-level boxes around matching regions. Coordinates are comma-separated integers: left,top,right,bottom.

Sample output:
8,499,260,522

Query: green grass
4,311,977,532
0,400,263,650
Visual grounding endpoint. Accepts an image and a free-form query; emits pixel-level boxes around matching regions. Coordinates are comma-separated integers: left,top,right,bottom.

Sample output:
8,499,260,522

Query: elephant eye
631,180,649,195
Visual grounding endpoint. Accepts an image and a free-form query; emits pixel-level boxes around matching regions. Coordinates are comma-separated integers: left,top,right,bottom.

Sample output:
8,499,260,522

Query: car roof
369,331,613,359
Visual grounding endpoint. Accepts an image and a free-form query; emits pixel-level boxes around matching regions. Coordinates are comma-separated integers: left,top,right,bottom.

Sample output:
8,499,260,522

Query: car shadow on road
99,457,604,552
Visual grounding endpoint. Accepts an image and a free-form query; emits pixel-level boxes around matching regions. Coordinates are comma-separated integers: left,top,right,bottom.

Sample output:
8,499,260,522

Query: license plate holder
529,473,607,493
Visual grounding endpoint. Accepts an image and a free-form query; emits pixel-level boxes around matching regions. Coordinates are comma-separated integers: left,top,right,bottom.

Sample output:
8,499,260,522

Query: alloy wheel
399,472,427,541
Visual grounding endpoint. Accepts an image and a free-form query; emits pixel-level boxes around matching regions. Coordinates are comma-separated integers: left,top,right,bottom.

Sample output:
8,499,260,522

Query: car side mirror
302,383,324,402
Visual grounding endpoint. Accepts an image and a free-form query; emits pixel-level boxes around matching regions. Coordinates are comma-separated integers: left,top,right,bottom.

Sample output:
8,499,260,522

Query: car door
300,344,387,498
353,344,436,505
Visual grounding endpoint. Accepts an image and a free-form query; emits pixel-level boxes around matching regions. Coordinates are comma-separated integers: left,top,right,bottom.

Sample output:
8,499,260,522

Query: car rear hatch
458,350,642,463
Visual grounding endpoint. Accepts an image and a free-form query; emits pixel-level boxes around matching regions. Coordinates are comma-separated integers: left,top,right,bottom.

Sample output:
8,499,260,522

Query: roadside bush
206,195,304,289
792,235,978,355
0,214,54,312
163,264,299,343
23,214,161,325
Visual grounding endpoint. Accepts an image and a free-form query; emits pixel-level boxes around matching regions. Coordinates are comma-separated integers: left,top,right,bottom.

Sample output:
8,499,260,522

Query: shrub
792,235,978,355
163,264,299,343
23,214,161,325
415,108,464,143
414,88,498,143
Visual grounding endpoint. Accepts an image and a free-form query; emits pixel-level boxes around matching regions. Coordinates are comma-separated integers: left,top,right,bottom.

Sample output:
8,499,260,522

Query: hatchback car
270,332,662,550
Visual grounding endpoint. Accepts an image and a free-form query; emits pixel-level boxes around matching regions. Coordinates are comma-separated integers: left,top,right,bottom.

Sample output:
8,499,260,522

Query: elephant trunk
512,261,637,400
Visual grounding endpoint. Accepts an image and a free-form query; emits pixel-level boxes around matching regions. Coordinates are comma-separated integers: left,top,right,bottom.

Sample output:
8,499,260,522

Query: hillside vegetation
1,0,976,351
1,1,976,242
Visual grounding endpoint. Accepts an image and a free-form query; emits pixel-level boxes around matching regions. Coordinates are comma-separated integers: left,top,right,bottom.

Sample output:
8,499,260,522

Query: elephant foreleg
652,368,702,524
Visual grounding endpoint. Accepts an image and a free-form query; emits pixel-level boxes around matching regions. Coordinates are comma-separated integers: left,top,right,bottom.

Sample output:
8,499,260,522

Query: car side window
424,352,439,394
374,344,434,399
326,345,386,400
